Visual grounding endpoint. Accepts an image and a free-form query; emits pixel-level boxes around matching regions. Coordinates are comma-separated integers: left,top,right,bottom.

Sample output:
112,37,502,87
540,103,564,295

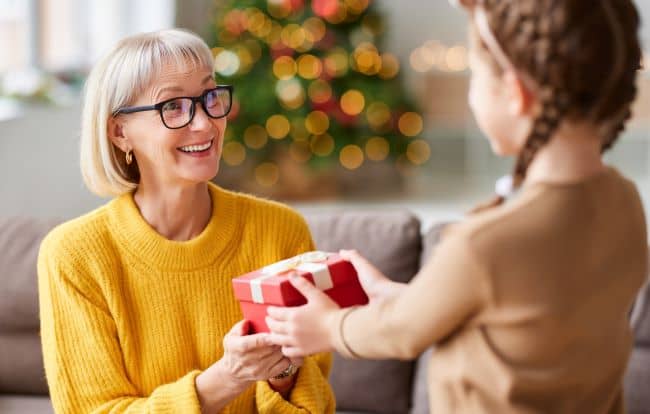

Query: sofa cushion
624,346,650,414
0,217,60,332
410,223,450,414
409,348,433,414
0,395,53,414
630,276,650,346
0,217,59,394
305,210,421,414
0,333,48,394
419,222,451,269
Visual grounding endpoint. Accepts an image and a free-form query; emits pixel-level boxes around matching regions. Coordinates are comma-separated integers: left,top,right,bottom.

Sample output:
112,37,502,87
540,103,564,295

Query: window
0,0,176,73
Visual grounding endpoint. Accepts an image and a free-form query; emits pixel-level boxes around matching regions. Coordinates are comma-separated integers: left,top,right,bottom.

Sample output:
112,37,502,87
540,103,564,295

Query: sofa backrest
0,217,59,394
0,211,423,412
305,210,422,414
631,277,650,346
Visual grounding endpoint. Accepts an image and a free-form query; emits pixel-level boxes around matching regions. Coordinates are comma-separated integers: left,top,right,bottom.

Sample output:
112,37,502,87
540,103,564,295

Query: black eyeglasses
112,85,233,129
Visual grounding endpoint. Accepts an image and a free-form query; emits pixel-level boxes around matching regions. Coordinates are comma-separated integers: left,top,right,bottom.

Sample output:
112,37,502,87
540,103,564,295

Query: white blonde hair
80,28,214,197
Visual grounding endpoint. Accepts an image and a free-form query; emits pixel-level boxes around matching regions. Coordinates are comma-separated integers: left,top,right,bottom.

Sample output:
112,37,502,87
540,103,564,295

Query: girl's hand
339,249,405,302
266,276,341,358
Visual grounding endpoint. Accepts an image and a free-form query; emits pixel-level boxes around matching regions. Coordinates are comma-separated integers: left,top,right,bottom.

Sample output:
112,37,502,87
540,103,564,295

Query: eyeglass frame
112,85,234,130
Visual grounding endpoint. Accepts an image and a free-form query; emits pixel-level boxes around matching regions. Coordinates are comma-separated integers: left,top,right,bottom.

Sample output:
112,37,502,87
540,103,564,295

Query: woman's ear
107,117,129,152
503,70,536,117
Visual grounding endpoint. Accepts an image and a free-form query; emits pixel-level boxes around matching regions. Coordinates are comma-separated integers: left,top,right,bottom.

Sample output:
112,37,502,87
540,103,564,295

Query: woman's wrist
267,370,298,398
195,360,248,413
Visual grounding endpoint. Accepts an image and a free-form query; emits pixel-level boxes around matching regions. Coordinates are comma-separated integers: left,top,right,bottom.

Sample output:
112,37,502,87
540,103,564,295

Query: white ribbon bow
250,251,334,304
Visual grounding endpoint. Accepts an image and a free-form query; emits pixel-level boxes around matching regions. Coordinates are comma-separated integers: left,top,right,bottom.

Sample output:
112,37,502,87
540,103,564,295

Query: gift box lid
232,251,358,306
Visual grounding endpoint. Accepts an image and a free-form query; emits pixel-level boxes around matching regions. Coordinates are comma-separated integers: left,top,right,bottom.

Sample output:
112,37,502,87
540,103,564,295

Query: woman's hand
267,276,341,358
339,249,405,302
196,320,295,412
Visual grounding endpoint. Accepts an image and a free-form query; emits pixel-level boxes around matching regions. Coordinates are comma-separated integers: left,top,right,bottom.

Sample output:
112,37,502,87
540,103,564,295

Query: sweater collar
108,182,241,271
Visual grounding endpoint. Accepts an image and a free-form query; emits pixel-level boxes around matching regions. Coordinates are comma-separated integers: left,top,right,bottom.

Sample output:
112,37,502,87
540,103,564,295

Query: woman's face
115,62,226,188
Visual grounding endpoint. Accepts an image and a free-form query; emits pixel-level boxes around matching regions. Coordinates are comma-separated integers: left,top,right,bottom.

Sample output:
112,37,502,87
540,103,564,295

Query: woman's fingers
267,355,291,378
231,333,272,351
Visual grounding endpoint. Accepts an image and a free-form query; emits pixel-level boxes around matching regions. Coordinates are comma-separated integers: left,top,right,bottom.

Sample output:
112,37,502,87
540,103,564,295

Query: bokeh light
310,134,335,156
398,112,423,136
308,79,333,104
266,114,291,139
291,117,310,141
268,0,291,19
353,42,381,75
273,56,297,79
340,89,365,116
305,110,330,135
445,45,468,71
303,17,326,42
297,54,323,79
222,141,246,166
243,125,268,149
281,24,307,50
378,53,400,79
214,50,240,77
365,136,390,161
406,139,431,165
324,48,349,77
339,145,364,169
366,101,391,130
255,162,280,186
276,78,306,109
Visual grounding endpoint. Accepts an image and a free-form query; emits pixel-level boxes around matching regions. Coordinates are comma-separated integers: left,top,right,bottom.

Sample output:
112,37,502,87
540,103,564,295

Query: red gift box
232,251,369,333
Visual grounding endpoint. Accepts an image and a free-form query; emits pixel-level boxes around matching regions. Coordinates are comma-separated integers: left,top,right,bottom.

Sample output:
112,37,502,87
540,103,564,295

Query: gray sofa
1,211,649,414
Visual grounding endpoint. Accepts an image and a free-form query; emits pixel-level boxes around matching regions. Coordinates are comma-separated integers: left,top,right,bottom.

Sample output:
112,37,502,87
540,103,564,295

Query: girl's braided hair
469,0,642,212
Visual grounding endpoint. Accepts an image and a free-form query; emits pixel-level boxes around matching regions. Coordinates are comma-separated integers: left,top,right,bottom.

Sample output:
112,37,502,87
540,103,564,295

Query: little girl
266,0,648,412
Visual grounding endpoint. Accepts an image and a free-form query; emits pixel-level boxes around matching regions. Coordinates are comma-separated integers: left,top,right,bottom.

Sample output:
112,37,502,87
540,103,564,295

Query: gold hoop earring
125,149,133,165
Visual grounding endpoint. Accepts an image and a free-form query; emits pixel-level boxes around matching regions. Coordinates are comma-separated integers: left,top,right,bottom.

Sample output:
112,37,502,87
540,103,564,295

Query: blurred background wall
1,0,649,227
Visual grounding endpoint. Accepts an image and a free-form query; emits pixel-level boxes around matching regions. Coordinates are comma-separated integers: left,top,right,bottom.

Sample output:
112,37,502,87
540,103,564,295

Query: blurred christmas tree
208,0,430,195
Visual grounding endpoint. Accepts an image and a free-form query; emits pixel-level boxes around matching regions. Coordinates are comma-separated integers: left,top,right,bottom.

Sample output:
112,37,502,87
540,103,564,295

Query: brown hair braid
469,0,642,213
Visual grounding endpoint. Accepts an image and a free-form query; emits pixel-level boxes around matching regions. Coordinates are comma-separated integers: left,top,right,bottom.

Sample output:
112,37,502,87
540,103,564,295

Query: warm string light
215,1,432,184
339,144,364,169
255,162,280,186
410,40,468,73
365,136,389,161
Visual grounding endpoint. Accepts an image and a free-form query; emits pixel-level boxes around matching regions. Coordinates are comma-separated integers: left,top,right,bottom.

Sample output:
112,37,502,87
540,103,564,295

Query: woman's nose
188,102,212,130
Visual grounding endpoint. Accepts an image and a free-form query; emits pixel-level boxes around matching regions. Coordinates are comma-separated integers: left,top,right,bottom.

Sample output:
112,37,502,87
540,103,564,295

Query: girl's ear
503,70,536,117
107,117,129,153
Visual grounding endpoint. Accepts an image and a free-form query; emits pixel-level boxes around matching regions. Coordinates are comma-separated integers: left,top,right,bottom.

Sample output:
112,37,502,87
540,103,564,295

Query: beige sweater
334,168,647,413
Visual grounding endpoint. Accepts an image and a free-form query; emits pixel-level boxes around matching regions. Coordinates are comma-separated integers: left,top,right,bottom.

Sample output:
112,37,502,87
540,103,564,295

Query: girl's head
458,0,641,186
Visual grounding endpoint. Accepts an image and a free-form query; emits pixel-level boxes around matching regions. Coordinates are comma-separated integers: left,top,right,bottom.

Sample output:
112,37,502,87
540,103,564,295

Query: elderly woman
37,29,334,414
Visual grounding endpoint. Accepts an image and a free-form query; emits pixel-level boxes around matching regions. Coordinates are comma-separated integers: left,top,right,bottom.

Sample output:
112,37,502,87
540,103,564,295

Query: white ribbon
250,251,333,304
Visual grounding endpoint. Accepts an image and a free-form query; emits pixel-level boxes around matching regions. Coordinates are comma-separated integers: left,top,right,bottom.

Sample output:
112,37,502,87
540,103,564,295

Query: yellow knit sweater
38,183,335,414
